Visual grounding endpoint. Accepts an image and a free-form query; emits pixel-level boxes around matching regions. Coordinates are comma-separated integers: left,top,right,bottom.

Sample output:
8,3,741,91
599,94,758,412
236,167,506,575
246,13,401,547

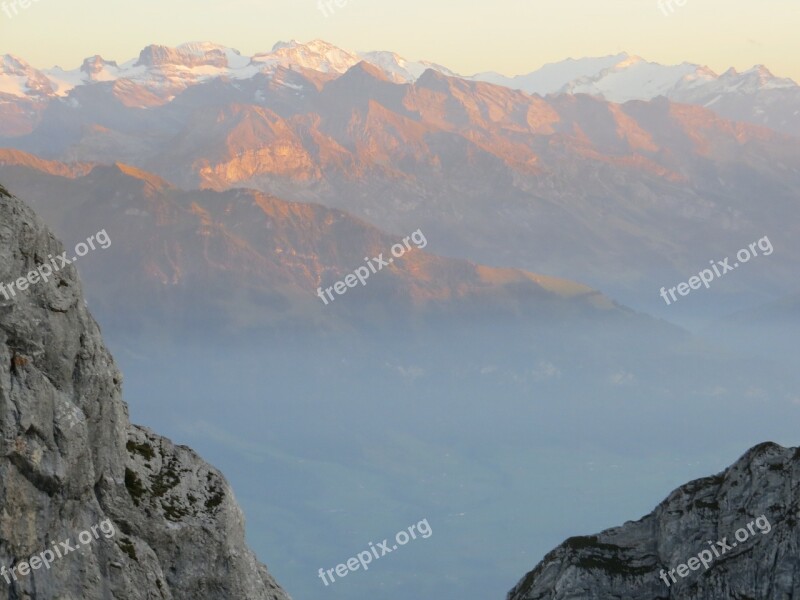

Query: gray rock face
507,442,800,600
0,183,290,599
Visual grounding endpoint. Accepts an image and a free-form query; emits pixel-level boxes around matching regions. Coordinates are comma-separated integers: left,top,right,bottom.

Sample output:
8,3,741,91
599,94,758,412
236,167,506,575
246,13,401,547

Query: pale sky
1,0,798,80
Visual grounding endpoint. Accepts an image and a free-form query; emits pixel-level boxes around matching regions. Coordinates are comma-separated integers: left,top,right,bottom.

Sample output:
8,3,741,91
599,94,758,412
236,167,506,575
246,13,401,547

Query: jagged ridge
507,442,800,599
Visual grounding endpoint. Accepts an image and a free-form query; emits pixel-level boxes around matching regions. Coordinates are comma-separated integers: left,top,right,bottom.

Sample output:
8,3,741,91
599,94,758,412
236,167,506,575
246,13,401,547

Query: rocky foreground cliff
0,182,291,598
508,441,800,599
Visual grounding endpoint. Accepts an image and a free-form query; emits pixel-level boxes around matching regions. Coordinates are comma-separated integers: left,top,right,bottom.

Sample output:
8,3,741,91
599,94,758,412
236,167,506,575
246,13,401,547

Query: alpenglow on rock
0,182,291,598
507,442,800,600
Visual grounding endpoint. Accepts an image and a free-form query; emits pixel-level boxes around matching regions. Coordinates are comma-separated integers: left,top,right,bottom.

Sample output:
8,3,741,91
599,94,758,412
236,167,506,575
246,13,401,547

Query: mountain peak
81,55,119,75
416,67,452,90
747,64,773,75
271,39,301,52
0,54,55,98
509,442,800,599
269,39,346,53
717,64,796,90
742,64,784,82
1,55,27,74
254,39,360,74
135,43,231,68
615,54,644,69
176,41,237,54
342,60,390,81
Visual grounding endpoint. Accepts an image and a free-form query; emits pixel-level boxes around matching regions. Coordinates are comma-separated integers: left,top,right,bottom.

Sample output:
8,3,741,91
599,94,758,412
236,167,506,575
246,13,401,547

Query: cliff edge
0,182,291,599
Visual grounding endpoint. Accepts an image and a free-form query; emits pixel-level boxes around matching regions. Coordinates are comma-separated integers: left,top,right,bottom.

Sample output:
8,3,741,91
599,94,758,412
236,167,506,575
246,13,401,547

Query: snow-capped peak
134,43,238,68
716,64,796,93
357,50,458,83
271,40,302,52
80,56,119,76
615,54,645,69
470,53,631,96
177,41,235,54
253,39,361,74
1,54,48,79
0,54,55,98
557,55,720,102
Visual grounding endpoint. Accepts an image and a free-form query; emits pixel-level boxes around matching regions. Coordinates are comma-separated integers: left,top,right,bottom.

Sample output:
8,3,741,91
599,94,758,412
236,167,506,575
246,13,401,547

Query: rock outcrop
0,182,291,598
507,442,800,599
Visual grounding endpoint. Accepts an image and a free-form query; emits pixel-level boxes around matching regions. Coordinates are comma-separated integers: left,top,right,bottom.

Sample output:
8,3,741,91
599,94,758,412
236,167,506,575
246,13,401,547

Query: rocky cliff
507,441,800,599
0,182,291,598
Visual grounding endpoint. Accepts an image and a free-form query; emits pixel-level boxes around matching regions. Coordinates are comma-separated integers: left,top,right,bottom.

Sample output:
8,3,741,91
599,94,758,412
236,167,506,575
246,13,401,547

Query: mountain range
2,38,799,600
2,40,798,136
2,42,799,318
0,152,652,339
